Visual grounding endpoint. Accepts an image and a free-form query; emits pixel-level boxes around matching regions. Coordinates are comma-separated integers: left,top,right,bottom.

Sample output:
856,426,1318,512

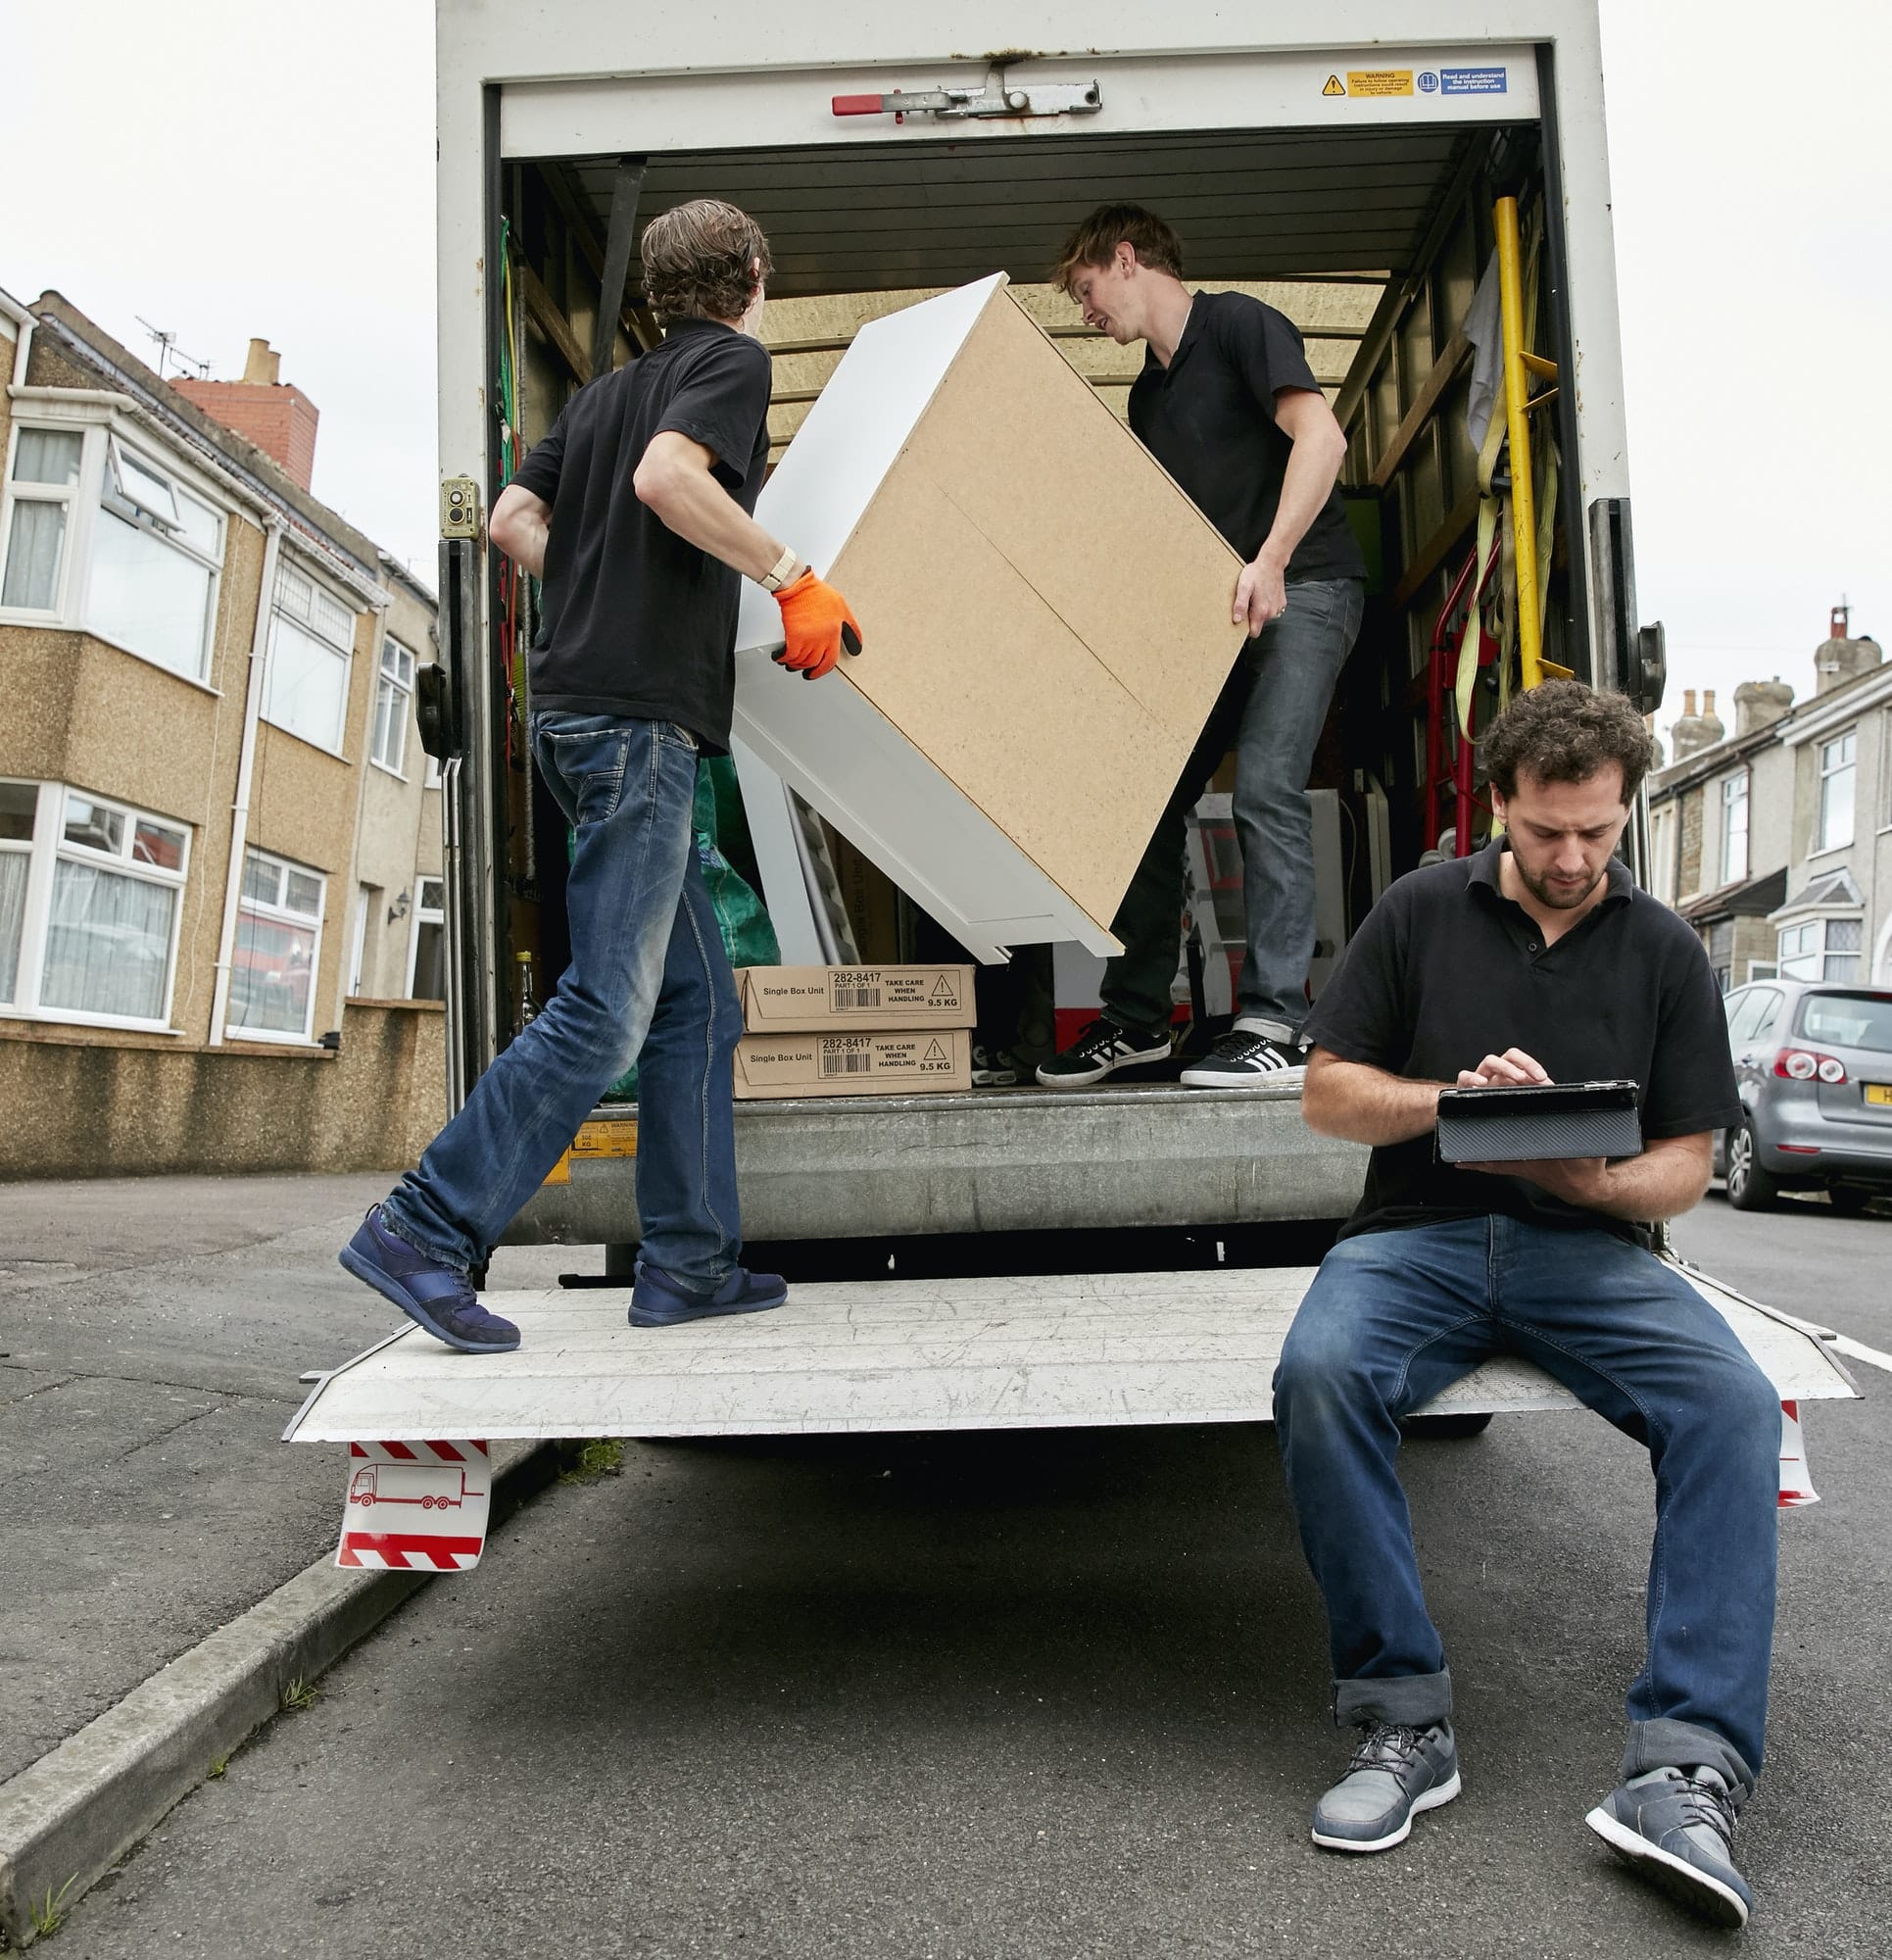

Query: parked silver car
1716,980,1892,1211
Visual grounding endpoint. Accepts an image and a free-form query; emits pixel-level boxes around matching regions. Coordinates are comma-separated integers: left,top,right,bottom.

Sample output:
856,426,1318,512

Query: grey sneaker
1311,1720,1461,1853
1586,1766,1752,1929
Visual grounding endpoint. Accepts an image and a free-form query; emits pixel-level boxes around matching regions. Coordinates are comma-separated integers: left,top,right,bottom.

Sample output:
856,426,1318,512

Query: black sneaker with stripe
1180,1027,1307,1089
1036,1016,1174,1088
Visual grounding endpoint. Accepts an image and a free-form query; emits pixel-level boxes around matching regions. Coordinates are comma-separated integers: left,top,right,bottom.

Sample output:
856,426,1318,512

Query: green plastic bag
602,756,779,1102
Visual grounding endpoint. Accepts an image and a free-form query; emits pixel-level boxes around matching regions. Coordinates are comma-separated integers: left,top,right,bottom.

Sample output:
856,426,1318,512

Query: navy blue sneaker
339,1205,520,1354
629,1262,788,1328
1586,1766,1753,1929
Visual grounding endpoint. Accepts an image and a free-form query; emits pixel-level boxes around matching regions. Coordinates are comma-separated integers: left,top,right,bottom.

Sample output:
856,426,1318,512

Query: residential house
0,286,446,1175
1648,609,1891,993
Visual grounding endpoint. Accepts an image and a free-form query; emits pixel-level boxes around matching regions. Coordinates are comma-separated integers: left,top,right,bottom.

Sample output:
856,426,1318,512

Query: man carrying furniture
339,200,862,1348
1275,680,1778,1928
1038,204,1367,1091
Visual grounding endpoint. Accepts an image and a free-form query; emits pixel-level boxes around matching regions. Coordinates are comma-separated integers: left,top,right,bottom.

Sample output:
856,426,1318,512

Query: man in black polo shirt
1038,204,1367,1092
1273,682,1777,1928
340,200,862,1347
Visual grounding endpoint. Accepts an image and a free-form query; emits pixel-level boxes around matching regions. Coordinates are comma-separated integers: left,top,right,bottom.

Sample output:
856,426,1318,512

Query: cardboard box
733,273,1248,962
823,827,902,963
738,963,975,1032
733,1028,973,1100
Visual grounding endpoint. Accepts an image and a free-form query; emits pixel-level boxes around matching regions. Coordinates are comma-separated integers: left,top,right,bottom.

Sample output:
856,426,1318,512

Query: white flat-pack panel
287,1263,1858,1444
736,273,1005,658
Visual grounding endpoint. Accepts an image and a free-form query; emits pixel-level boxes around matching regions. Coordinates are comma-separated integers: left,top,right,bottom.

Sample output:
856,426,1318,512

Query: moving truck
288,0,1857,1454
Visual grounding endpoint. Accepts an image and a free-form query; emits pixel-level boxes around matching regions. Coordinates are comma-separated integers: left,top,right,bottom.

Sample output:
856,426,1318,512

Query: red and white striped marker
1777,1401,1819,1510
335,1440,492,1571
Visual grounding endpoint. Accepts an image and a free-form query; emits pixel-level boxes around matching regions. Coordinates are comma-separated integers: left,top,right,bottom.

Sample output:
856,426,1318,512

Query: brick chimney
173,338,318,490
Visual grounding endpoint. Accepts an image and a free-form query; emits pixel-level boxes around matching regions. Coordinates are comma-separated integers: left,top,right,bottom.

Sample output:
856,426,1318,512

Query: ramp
286,1262,1858,1444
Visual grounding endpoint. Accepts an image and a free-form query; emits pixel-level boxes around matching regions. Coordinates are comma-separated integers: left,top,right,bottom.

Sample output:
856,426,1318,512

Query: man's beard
1514,857,1604,911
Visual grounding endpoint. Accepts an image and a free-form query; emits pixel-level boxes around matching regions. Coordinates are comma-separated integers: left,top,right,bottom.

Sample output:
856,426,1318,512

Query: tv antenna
135,317,211,380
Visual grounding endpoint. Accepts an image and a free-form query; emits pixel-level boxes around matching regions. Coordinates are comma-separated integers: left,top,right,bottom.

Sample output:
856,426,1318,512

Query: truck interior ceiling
489,115,1577,1046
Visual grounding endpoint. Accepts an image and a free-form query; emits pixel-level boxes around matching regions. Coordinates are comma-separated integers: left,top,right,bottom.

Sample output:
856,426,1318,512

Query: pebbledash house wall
0,296,445,1176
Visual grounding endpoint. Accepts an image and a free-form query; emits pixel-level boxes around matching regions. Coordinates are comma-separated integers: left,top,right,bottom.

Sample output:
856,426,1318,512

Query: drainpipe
208,516,284,1045
6,306,31,389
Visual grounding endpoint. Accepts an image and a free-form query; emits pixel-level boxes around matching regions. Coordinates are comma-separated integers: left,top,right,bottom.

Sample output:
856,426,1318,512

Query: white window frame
406,875,446,998
262,557,359,758
1745,959,1779,984
228,846,326,1044
0,426,84,617
0,414,227,686
1815,728,1857,854
1718,770,1749,886
370,637,416,777
0,778,191,1032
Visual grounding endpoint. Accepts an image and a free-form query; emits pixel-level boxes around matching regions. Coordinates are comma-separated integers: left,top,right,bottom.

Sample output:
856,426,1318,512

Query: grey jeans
1101,576,1365,1039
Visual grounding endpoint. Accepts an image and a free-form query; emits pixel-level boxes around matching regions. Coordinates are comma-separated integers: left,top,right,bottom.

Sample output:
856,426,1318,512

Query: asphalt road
53,1192,1892,1959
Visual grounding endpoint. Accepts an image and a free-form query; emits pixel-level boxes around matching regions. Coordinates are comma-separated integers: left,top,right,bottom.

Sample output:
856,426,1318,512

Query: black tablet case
1433,1080,1643,1163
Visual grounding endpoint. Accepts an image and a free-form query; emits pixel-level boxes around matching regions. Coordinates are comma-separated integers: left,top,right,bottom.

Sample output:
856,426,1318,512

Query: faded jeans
383,712,744,1290
1102,575,1364,1041
1272,1215,1781,1799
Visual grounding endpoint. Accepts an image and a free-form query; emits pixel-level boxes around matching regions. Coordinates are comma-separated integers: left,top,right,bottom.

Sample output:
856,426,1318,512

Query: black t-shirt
509,318,772,751
1300,841,1742,1246
1128,290,1366,584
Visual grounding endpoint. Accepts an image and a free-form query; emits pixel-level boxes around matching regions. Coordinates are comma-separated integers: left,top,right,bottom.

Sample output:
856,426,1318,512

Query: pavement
0,1173,573,1788
4,1177,1884,1957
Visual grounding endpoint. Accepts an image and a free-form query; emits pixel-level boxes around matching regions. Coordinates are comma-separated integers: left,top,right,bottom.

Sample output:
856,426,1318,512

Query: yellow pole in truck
1494,193,1542,691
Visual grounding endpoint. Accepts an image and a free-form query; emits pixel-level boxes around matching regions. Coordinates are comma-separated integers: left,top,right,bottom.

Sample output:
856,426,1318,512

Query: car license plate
1867,1083,1892,1106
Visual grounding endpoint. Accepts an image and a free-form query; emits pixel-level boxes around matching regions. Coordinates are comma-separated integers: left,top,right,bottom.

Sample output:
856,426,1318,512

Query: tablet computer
1433,1078,1642,1164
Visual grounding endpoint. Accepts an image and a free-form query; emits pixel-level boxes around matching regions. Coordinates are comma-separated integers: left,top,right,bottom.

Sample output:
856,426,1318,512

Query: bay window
0,780,190,1027
1,421,224,684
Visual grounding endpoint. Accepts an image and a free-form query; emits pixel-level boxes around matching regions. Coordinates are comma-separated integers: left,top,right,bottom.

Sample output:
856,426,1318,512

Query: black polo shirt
1300,840,1742,1245
1128,289,1366,584
510,317,772,752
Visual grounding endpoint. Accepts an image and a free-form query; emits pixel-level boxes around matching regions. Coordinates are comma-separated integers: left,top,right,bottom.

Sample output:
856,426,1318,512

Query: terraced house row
0,289,447,1177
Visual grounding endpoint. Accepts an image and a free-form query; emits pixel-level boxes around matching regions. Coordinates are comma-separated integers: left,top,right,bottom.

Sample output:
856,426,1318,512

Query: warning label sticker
337,1441,492,1572
1346,70,1414,98
1440,66,1508,95
1322,74,1346,96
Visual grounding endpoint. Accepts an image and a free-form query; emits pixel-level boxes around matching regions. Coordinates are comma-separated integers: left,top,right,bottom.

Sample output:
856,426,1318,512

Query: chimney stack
1734,675,1794,736
1813,602,1883,697
1671,687,1725,762
172,338,318,491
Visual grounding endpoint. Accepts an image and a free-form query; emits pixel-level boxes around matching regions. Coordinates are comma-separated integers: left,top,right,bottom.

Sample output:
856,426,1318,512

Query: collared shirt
1301,839,1742,1244
511,317,772,752
1127,289,1366,583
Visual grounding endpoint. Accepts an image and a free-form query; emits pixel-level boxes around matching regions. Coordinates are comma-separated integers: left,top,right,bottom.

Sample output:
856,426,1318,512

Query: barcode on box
820,1046,876,1077
832,986,882,1010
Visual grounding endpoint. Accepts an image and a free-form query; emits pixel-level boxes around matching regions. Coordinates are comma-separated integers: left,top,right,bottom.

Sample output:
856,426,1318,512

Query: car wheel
1725,1120,1779,1211
1827,1187,1874,1216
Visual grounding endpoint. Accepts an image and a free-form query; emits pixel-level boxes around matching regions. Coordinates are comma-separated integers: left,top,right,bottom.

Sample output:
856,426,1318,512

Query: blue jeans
1272,1216,1780,1799
383,713,744,1289
1101,576,1364,1041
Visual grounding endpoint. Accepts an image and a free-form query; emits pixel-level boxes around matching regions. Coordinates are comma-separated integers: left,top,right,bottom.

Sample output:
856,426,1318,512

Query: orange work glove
772,570,863,681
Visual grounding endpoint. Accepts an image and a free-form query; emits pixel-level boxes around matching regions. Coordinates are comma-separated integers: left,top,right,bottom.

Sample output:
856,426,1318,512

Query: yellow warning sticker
1322,74,1346,96
1346,69,1414,97
542,1117,638,1187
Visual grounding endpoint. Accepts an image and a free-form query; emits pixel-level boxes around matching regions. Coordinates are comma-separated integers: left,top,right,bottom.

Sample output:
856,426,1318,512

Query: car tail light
1773,1049,1848,1084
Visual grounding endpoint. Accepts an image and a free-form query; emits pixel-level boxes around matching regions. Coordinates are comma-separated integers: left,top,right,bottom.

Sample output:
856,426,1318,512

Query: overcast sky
3,1,1885,751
